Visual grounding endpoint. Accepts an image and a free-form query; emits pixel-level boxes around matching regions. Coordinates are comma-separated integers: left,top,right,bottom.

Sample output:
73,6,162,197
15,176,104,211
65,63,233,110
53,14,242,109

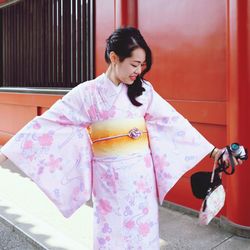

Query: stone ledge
162,200,250,238
220,216,250,238
0,214,47,250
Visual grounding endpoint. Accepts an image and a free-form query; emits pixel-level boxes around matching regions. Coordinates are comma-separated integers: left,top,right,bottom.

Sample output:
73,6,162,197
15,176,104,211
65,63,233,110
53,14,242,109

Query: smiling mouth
130,75,137,80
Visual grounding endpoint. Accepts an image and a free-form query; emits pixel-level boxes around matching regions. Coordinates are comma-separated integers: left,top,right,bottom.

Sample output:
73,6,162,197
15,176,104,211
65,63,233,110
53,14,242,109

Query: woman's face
113,47,146,85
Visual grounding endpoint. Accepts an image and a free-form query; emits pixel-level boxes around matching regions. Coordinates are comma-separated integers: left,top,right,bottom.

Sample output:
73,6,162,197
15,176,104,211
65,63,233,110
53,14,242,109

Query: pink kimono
1,73,213,249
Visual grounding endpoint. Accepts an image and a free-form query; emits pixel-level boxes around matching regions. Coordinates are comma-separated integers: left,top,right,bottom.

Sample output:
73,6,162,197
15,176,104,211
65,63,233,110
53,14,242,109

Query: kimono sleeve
0,84,93,218
144,85,214,204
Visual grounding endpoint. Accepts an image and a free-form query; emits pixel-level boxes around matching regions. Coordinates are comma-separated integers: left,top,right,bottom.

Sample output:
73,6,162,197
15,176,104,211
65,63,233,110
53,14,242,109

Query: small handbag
198,165,225,225
191,146,235,225
191,144,247,225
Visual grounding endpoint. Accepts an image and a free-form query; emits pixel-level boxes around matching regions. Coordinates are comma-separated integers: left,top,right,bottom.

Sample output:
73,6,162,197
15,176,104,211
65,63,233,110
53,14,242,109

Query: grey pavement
0,157,250,250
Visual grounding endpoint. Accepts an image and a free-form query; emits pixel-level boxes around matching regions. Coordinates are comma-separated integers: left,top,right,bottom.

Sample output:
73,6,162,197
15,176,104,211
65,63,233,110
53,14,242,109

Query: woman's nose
135,65,142,74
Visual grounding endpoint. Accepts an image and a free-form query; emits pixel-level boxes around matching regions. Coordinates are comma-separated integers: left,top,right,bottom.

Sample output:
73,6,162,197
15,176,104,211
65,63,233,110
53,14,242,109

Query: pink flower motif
72,186,80,201
99,108,116,120
37,166,44,175
101,170,118,193
23,140,33,149
47,155,63,172
98,237,106,245
164,173,173,179
27,154,35,162
58,115,70,125
143,208,149,214
145,113,154,121
102,223,112,233
138,223,150,237
38,132,53,147
124,220,135,230
88,105,98,120
154,155,169,172
98,199,112,215
135,179,147,192
33,122,41,129
144,155,152,168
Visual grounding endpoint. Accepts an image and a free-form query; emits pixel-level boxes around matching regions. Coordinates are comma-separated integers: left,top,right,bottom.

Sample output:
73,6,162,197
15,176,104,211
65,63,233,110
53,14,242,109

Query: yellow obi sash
89,118,149,157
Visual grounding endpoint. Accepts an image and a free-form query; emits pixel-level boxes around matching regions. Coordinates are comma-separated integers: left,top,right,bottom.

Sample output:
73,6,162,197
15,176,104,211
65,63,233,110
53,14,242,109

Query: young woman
0,27,241,249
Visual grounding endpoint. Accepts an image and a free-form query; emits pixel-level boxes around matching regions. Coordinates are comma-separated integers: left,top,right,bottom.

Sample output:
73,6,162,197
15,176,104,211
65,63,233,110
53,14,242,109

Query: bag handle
210,161,219,184
224,145,236,175
215,146,236,175
211,146,236,183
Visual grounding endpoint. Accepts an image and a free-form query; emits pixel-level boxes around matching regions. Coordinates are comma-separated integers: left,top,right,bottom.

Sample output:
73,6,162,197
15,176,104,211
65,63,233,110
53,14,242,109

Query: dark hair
105,27,152,106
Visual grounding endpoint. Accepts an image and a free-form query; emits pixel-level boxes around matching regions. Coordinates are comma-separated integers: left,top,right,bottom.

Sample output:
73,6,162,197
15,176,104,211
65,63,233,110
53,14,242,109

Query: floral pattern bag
199,183,225,225
198,160,225,225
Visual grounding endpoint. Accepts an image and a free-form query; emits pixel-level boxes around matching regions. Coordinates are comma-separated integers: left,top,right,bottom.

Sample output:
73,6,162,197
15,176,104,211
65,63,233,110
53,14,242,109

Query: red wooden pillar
115,0,138,28
226,0,250,227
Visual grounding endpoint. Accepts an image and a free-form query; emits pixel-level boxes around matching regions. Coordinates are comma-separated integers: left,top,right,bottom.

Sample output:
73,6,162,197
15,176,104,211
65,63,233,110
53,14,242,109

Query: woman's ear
109,51,119,64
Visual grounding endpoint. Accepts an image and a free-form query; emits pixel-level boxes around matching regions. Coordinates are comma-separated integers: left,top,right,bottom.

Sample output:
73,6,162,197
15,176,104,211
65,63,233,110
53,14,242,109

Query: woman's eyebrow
132,60,146,64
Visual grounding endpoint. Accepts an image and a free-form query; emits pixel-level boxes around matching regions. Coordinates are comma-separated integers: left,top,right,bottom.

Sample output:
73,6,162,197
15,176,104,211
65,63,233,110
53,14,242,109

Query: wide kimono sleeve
144,84,214,204
0,84,93,218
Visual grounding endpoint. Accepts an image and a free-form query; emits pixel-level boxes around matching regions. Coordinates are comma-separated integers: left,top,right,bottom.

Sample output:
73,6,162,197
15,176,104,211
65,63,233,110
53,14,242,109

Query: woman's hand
211,147,243,167
0,152,8,165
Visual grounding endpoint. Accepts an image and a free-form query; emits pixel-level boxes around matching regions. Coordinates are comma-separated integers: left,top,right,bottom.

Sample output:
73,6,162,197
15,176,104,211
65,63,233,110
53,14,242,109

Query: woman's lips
130,75,137,81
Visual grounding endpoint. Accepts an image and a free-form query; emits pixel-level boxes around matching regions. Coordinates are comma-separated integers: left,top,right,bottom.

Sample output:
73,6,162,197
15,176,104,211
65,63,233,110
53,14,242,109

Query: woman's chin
125,79,135,85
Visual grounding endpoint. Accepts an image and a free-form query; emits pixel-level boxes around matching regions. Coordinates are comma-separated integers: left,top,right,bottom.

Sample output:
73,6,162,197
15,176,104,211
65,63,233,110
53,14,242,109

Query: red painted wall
137,0,227,211
225,0,250,226
1,0,249,227
0,93,60,145
95,0,115,76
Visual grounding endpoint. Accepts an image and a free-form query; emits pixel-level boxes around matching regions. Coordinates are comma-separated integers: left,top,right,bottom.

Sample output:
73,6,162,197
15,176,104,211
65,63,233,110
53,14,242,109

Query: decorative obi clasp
89,118,149,157
92,127,146,143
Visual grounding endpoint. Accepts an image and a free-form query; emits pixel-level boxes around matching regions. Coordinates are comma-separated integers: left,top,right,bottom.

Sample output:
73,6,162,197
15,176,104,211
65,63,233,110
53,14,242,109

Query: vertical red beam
226,0,250,227
115,0,138,28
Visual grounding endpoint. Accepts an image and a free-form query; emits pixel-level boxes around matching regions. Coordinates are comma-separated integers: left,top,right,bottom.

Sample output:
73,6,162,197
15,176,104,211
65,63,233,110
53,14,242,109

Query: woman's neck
105,66,120,86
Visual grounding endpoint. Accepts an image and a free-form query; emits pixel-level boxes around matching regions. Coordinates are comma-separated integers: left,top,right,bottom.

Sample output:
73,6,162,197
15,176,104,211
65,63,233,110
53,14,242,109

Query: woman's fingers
213,148,244,167
236,158,243,165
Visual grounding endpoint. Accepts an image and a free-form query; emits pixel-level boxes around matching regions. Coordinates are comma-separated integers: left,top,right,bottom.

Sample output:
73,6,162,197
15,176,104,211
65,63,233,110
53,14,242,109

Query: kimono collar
103,73,123,92
97,73,125,109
